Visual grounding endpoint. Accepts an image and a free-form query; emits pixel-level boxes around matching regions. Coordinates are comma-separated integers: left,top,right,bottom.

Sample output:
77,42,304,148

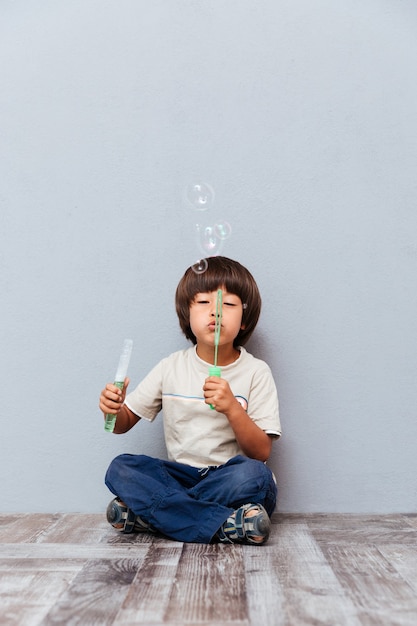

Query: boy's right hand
99,377,130,415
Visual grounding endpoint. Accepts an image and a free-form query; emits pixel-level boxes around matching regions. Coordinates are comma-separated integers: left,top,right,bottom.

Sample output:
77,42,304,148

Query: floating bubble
214,221,232,240
186,182,215,211
191,259,209,274
201,226,217,252
196,224,223,256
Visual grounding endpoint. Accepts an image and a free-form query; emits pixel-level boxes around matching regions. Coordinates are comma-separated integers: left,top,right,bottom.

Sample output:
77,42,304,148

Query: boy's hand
203,376,237,414
99,377,130,415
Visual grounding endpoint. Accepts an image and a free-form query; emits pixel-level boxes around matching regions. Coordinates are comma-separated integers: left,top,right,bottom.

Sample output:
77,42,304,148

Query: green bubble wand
209,289,222,409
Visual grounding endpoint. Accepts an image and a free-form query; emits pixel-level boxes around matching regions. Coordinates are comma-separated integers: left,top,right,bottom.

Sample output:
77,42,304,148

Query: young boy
99,256,281,544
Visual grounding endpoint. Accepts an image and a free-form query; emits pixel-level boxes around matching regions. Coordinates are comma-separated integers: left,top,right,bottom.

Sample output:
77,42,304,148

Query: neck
196,343,240,366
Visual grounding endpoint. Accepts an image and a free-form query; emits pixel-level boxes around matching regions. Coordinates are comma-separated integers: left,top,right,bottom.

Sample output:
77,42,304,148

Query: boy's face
189,287,245,350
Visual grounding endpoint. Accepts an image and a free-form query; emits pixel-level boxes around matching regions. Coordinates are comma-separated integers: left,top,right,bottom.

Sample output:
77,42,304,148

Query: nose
210,300,219,316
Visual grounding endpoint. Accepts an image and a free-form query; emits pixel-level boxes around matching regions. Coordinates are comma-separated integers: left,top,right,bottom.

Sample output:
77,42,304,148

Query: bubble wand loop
104,339,133,432
209,289,222,409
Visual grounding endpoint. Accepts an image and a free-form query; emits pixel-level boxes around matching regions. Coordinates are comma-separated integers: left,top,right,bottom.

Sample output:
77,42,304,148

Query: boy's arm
110,403,140,433
203,376,273,461
223,401,272,461
99,379,141,433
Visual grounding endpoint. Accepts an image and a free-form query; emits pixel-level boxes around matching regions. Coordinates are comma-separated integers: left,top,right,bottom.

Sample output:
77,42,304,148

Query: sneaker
217,503,271,545
106,497,156,534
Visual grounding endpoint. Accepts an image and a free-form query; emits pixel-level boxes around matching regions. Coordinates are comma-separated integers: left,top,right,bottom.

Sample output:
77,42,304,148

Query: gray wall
1,0,416,514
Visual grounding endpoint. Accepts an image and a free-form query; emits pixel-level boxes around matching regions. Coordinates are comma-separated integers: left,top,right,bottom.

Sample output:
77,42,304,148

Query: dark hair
175,256,261,347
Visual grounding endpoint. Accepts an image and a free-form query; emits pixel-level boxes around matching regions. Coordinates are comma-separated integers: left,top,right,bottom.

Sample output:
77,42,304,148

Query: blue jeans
105,454,277,543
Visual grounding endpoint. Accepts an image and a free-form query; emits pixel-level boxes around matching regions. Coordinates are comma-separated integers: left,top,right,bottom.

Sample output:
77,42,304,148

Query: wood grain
0,568,80,626
0,514,61,543
261,520,361,626
321,544,417,626
115,544,183,624
164,543,248,624
1,513,417,625
41,558,145,626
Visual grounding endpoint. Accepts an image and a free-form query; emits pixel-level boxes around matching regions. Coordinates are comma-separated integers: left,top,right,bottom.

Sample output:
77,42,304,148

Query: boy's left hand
203,376,236,413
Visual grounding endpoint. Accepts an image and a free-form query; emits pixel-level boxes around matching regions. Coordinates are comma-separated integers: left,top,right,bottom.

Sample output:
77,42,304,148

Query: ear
240,323,246,330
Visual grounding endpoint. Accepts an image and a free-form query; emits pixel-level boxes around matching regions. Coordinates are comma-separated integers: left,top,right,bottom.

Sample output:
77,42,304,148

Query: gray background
1,0,416,514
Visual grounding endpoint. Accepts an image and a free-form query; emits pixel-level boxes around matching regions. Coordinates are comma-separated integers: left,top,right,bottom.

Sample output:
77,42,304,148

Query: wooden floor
1,513,417,625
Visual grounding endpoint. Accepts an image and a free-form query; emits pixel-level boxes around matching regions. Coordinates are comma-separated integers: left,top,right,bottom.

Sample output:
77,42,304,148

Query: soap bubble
191,259,209,274
200,226,217,252
186,182,215,211
214,221,232,240
196,224,223,256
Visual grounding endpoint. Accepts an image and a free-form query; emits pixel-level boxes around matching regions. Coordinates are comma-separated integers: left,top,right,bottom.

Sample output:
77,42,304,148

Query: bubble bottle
104,339,133,432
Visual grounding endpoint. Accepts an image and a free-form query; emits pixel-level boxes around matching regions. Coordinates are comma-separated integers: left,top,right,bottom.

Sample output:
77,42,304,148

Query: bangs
188,262,245,300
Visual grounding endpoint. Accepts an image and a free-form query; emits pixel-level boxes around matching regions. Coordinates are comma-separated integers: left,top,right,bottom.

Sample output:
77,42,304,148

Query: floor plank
0,542,150,560
306,513,417,546
0,568,80,626
260,520,361,625
35,513,110,544
321,544,417,626
164,543,248,625
115,543,183,624
243,542,285,625
378,543,417,593
40,558,146,626
0,514,62,543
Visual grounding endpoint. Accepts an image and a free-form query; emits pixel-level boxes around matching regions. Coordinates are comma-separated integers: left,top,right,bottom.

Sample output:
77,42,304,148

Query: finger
204,392,217,407
106,383,123,395
100,397,120,412
107,394,123,406
102,394,121,409
203,380,219,392
104,385,124,402
101,388,123,407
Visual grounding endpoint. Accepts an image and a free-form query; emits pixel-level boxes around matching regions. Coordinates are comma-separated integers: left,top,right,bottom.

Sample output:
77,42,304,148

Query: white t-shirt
125,346,281,468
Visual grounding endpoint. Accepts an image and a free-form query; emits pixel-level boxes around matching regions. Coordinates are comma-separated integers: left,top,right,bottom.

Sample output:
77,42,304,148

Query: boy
99,256,281,544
